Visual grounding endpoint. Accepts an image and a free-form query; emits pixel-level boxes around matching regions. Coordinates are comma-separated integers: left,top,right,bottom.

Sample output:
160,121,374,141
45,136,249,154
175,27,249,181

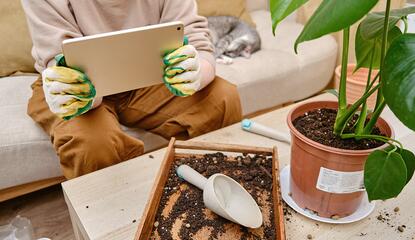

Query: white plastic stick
176,165,207,190
241,119,291,144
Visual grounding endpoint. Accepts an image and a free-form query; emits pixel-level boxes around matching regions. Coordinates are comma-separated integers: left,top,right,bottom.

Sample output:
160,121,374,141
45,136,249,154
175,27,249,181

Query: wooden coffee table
62,94,415,240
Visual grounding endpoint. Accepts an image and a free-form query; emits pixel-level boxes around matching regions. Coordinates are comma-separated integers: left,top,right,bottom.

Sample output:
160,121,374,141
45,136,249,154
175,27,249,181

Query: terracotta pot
287,101,393,218
334,64,379,110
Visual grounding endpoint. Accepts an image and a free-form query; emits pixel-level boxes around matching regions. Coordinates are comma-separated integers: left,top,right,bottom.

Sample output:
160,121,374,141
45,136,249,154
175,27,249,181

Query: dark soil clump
293,108,385,150
150,152,277,239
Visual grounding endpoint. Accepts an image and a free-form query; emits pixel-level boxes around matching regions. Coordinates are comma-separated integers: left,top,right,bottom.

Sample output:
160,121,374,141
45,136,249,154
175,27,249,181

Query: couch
0,0,337,201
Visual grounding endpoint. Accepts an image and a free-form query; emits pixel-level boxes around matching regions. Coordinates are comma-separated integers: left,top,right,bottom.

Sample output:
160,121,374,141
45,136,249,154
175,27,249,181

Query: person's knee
211,77,239,100
53,127,144,179
209,77,242,123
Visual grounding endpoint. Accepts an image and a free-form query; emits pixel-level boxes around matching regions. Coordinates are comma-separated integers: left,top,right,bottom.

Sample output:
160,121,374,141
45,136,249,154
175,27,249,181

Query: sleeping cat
207,16,261,64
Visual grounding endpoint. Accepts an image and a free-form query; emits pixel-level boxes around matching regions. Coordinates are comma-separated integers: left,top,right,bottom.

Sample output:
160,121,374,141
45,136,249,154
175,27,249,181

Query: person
21,0,242,179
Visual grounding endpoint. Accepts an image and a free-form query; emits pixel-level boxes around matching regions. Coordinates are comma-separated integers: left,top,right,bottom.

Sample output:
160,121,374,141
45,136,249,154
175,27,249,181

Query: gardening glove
42,54,96,120
163,42,202,97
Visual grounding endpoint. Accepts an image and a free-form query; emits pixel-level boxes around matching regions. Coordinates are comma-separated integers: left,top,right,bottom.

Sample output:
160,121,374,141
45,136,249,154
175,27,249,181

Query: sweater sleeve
159,0,216,69
21,0,82,73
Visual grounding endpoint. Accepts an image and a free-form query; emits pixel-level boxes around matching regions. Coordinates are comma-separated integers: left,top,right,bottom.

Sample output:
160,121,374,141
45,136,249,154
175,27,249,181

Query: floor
0,185,74,240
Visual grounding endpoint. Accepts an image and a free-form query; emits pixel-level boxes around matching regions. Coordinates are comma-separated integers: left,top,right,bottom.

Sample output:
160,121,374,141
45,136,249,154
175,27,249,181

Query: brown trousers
28,77,242,179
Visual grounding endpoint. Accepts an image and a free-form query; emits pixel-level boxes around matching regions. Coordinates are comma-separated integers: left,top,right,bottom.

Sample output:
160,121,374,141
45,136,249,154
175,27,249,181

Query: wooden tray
135,138,286,240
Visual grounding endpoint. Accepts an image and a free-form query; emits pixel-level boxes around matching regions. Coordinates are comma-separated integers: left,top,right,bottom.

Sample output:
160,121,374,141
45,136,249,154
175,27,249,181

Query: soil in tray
293,108,384,150
150,152,277,240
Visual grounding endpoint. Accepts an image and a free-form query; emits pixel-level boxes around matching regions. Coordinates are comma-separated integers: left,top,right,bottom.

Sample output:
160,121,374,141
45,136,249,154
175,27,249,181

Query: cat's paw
216,56,234,65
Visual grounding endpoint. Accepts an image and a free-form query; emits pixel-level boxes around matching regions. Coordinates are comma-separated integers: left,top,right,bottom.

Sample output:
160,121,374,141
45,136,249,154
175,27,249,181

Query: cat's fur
207,16,261,64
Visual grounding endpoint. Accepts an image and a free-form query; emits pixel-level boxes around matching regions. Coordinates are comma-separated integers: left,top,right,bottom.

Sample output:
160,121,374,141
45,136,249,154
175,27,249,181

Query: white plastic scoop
176,165,263,228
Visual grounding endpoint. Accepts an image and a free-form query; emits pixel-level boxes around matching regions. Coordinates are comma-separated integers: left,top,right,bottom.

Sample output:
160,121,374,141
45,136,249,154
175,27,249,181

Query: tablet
62,21,184,97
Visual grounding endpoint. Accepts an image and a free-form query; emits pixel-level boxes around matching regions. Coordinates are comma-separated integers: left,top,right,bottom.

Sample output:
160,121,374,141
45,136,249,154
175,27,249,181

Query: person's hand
42,54,96,120
163,44,202,97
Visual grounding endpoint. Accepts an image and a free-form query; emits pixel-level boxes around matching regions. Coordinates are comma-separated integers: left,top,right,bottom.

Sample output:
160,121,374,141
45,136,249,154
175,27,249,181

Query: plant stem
403,17,408,34
363,99,386,134
356,47,376,135
367,72,380,91
361,0,391,135
345,71,379,133
388,144,398,154
341,133,387,142
355,103,369,134
333,27,351,135
338,27,350,111
374,0,391,110
341,133,403,149
333,84,380,135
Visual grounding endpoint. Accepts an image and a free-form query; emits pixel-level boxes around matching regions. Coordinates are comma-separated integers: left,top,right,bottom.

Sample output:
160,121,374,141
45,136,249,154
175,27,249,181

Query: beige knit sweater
21,0,215,73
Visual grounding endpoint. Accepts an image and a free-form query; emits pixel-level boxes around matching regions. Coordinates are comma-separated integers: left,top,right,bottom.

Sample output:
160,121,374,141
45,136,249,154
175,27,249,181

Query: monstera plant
271,0,415,201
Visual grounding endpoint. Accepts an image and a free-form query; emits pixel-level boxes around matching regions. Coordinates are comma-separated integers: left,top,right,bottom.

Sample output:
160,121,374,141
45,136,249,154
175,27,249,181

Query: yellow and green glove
163,40,202,97
41,54,96,120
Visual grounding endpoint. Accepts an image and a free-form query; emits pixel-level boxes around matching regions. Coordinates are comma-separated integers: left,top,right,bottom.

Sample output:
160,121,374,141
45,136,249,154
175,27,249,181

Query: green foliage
386,145,415,182
401,148,415,183
364,149,407,201
360,6,415,40
324,89,339,98
271,0,308,34
383,34,415,131
355,26,401,70
294,0,378,52
270,0,415,202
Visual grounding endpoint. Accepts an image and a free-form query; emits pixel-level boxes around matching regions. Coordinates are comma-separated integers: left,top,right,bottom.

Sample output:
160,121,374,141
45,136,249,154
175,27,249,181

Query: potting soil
293,108,384,150
150,152,278,240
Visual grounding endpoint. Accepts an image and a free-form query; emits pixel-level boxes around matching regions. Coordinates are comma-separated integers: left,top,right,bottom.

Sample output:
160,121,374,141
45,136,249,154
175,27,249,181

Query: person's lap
28,77,242,178
116,77,242,138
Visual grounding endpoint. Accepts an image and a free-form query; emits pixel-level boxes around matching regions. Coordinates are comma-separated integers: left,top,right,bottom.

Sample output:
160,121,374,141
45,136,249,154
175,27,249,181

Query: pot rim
286,100,395,156
335,64,379,87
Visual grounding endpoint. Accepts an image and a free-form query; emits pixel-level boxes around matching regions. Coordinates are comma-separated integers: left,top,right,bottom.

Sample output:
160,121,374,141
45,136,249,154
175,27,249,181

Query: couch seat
217,10,338,115
0,75,168,189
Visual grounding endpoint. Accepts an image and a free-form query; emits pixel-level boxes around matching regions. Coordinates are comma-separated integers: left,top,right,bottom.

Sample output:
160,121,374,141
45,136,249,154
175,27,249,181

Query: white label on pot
316,167,365,194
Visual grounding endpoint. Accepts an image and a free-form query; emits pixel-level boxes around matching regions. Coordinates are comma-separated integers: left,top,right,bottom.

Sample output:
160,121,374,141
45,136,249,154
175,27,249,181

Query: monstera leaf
360,6,415,40
294,0,378,52
383,34,415,131
401,148,415,183
355,25,402,70
364,150,407,201
271,0,308,34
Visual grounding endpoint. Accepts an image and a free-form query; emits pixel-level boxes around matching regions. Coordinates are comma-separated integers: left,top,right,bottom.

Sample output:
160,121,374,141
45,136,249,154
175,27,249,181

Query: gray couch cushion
0,75,167,189
216,10,338,115
0,75,62,189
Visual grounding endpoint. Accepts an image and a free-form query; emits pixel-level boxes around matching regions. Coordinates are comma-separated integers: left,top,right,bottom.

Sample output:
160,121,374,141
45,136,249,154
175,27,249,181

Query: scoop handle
176,165,207,190
242,119,291,144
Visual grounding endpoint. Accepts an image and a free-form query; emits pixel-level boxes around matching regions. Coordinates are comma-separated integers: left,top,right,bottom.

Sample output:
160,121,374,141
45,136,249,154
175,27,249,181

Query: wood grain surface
62,94,415,240
135,139,285,240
